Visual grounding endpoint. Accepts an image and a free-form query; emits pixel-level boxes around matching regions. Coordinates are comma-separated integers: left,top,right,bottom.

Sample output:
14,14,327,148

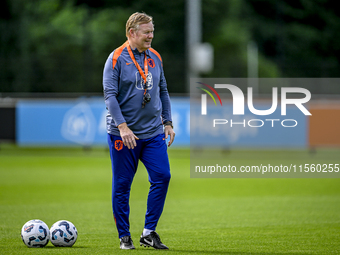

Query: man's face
131,22,154,52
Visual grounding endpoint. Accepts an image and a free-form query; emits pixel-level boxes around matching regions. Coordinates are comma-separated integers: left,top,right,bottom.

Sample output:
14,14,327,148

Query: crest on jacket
135,72,153,90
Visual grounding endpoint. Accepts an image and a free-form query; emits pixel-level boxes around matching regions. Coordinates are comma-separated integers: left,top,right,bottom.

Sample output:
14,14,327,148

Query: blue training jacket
103,41,172,139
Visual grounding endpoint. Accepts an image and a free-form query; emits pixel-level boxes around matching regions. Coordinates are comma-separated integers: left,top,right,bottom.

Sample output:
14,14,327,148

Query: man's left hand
164,126,175,147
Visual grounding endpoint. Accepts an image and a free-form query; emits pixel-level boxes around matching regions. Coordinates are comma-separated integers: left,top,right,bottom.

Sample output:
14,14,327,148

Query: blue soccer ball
50,220,78,247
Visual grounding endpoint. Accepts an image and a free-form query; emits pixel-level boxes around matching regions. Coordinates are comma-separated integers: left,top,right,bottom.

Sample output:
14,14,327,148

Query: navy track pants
107,133,171,238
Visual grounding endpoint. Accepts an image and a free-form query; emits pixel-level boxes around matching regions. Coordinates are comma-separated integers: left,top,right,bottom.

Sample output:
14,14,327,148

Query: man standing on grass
102,12,175,250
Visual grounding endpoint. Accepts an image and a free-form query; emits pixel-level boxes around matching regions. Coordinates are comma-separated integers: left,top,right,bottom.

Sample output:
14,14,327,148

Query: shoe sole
140,241,151,248
120,246,135,250
140,242,168,249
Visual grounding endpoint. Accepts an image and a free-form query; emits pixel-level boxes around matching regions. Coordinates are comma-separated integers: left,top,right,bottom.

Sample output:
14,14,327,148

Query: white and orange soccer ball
21,219,50,248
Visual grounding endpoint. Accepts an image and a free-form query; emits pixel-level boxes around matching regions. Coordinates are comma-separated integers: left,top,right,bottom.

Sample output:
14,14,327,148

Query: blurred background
0,0,340,147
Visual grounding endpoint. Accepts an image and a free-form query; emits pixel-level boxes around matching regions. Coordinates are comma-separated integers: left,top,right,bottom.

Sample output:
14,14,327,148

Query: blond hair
126,12,153,37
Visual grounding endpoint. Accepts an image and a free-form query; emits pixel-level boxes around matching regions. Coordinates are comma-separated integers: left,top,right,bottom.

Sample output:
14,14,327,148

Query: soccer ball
50,220,78,247
21,219,50,248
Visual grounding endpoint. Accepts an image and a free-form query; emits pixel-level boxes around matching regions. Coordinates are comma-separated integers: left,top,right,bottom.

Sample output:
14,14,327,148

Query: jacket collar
131,47,151,57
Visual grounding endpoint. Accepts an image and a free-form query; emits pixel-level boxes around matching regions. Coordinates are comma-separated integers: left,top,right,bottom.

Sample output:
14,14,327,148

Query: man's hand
118,123,139,149
164,125,175,147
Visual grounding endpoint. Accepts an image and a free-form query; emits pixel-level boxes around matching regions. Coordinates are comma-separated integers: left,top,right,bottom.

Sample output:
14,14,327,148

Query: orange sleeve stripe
149,48,162,63
112,41,128,70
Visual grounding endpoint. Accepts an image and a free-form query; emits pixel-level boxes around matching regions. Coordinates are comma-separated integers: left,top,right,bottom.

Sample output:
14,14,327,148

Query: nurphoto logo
198,82,312,128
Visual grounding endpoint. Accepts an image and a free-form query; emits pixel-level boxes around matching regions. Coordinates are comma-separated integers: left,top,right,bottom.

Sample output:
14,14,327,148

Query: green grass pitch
0,145,340,254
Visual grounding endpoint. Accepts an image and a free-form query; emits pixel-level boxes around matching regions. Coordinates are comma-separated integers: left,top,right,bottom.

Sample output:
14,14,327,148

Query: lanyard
126,42,148,85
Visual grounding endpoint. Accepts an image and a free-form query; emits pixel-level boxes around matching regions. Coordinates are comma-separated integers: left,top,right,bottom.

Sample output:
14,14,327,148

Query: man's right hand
118,123,139,149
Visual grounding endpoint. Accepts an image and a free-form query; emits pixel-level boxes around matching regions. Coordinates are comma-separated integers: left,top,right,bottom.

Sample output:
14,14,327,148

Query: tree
1,0,340,94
